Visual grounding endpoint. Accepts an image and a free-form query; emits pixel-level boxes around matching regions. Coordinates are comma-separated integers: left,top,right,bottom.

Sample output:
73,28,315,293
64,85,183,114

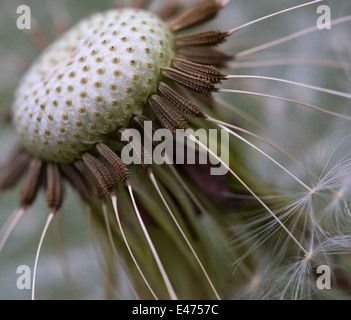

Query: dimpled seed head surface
12,8,175,163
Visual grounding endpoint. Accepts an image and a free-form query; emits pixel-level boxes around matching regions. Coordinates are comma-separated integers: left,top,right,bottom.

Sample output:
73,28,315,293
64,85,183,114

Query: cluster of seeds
13,8,175,162
2,0,231,300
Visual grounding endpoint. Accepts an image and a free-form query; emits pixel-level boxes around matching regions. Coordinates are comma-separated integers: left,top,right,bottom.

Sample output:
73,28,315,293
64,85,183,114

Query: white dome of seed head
13,8,175,163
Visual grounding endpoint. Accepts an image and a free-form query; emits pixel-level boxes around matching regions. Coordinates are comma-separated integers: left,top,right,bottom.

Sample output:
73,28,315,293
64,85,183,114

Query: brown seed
117,128,151,169
175,30,229,47
75,160,105,200
177,46,233,68
132,115,162,150
82,153,117,197
0,109,12,124
0,148,31,191
158,82,206,118
154,1,183,20
161,67,215,95
167,0,223,32
131,0,152,9
96,143,131,184
46,163,63,212
19,158,44,208
148,94,187,134
172,58,224,84
59,164,91,205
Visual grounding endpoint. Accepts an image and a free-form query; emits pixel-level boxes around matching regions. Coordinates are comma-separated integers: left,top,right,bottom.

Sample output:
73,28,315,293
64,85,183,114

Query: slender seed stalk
186,133,310,257
234,15,351,59
228,0,323,35
32,212,55,300
225,75,351,100
110,196,158,300
148,169,221,300
127,184,178,300
206,116,316,179
0,207,26,252
206,117,313,192
217,89,351,121
102,202,140,300
227,58,351,70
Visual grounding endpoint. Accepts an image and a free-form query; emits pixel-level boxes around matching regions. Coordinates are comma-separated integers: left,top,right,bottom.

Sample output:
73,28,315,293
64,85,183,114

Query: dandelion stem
186,133,309,256
167,164,254,279
0,207,26,252
161,148,232,247
207,116,314,190
32,212,55,300
225,75,351,100
148,169,221,300
228,0,323,35
217,88,351,121
86,205,122,299
110,196,158,300
168,164,209,218
168,163,230,242
235,15,351,59
227,58,351,70
127,184,178,300
102,202,140,300
213,96,278,140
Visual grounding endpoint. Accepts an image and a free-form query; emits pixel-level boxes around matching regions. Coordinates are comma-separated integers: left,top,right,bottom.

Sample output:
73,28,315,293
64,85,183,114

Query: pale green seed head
13,8,175,163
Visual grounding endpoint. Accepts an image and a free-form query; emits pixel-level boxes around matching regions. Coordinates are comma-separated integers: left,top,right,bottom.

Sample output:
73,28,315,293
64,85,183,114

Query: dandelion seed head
1,0,351,300
12,8,175,163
